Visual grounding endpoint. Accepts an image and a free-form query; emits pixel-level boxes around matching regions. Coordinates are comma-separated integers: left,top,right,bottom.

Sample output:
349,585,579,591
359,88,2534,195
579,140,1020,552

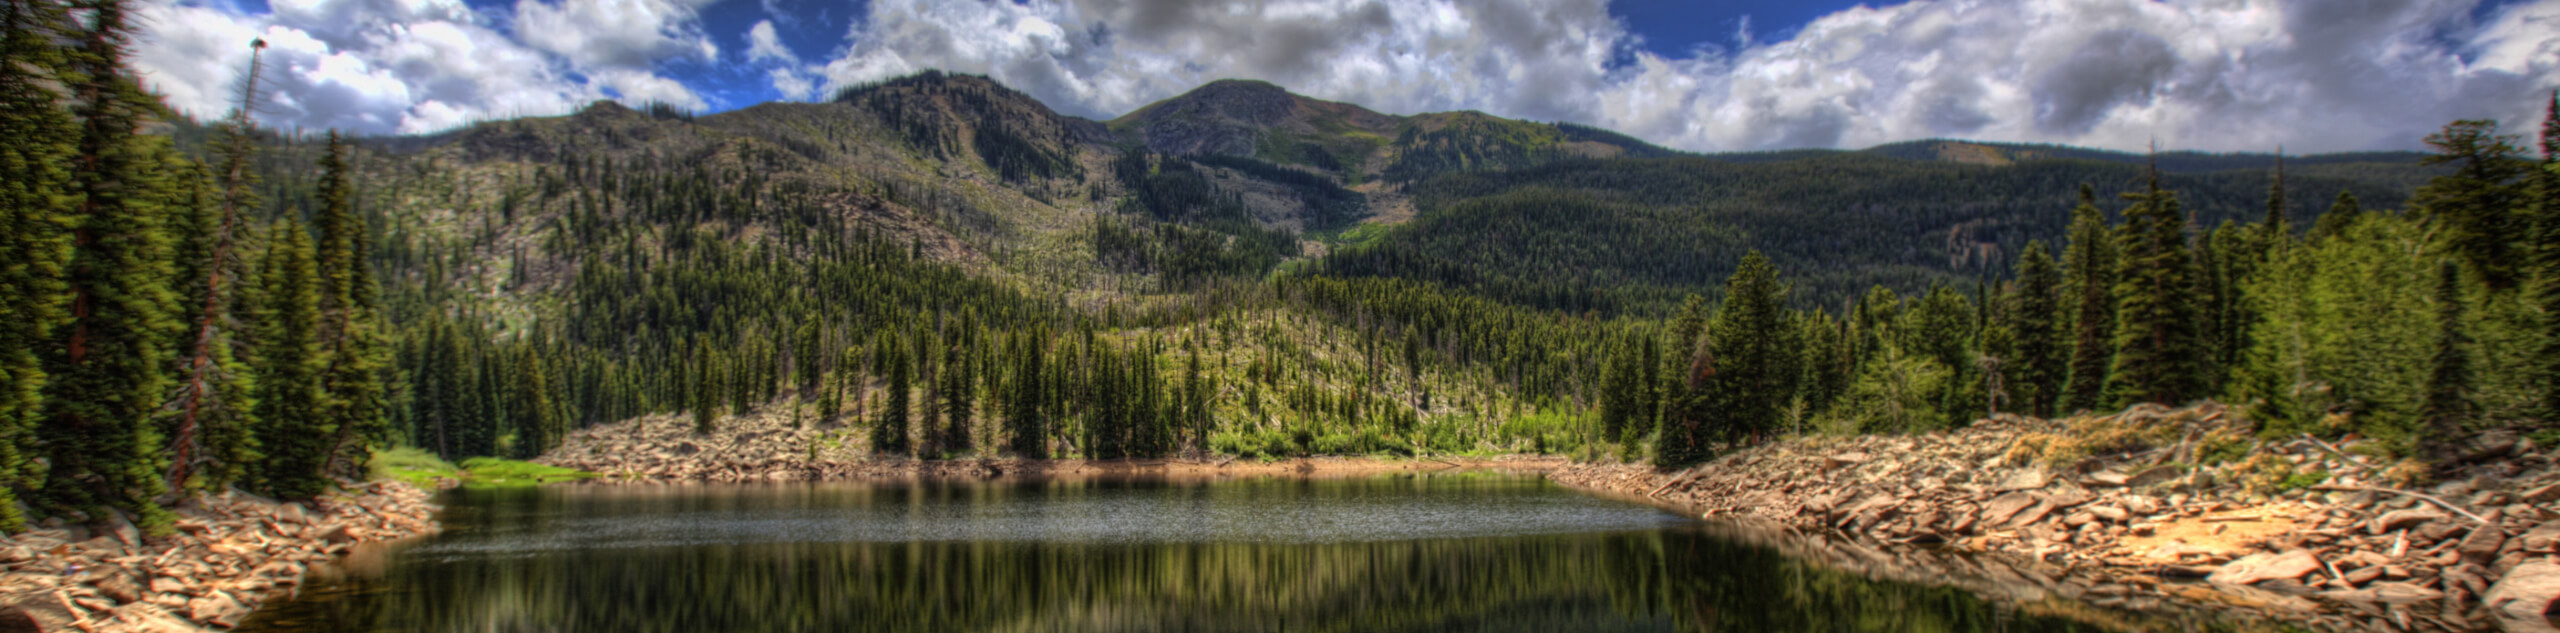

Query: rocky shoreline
0,481,440,633
538,412,1568,483
1552,403,2560,631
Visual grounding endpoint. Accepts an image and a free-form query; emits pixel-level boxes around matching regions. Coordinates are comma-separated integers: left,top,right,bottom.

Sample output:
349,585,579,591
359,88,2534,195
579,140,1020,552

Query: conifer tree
1007,332,1046,457
2424,260,2473,462
877,336,911,456
168,39,268,493
38,0,180,527
0,0,78,532
2060,184,2117,413
2108,172,2206,407
2416,120,2530,289
2008,241,2065,417
312,132,386,478
2533,90,2560,420
2310,191,2364,242
512,348,562,458
691,342,718,434
940,329,973,456
252,222,328,500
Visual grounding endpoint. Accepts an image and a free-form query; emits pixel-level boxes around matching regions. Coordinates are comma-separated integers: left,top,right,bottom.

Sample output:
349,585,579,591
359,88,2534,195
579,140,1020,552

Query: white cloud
132,0,713,135
808,0,2560,153
747,19,796,63
514,0,719,70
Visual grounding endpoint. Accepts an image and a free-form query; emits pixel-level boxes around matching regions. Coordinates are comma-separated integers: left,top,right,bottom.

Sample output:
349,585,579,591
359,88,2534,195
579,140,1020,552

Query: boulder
2207,550,2322,586
1979,492,2041,526
2488,560,2560,617
2124,466,2182,488
2371,507,2449,535
2462,522,2510,564
1997,468,2050,492
187,591,249,628
0,600,71,633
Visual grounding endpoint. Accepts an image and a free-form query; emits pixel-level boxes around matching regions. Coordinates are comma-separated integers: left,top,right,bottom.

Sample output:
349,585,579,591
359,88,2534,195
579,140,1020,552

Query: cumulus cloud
132,0,712,135
808,0,2560,153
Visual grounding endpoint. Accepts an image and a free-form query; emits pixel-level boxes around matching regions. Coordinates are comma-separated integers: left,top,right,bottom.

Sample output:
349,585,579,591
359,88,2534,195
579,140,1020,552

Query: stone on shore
2208,550,2323,586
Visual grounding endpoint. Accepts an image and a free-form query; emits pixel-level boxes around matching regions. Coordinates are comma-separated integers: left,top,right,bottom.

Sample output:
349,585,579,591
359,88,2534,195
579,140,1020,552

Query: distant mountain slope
1108,80,1680,183
1312,151,2437,315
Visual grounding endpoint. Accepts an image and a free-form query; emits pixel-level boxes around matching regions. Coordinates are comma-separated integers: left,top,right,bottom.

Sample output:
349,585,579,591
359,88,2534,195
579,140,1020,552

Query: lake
235,473,2199,632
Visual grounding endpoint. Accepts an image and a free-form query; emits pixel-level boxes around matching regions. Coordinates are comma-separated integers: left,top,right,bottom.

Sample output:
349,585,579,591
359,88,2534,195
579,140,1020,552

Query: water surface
239,473,2167,632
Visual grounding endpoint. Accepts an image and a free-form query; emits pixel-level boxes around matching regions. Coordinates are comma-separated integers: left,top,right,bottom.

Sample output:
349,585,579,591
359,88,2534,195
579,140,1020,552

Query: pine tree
1659,252,1795,468
2416,120,2531,289
940,329,973,456
2108,172,2206,407
512,348,562,458
312,132,386,479
1007,331,1046,457
167,39,268,493
0,0,78,533
876,336,911,456
2060,184,2117,413
37,0,180,527
2008,241,2065,417
2309,191,2364,242
251,222,328,500
2532,90,2560,421
2423,260,2473,462
691,342,718,434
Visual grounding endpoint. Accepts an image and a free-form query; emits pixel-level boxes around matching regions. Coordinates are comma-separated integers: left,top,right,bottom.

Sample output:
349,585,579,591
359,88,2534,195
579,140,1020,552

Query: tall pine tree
2423,260,2473,462
312,132,387,479
2060,184,2117,413
2107,170,2206,407
251,222,327,500
0,0,77,533
37,0,179,528
2008,241,2065,417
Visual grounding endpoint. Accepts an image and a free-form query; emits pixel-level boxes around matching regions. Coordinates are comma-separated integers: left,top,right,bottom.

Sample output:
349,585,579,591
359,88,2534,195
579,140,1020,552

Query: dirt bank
0,481,439,632
1551,402,2560,631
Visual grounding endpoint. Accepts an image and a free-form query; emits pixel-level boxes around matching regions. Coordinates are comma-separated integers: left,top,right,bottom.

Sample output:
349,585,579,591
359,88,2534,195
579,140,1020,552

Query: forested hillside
4,0,2551,540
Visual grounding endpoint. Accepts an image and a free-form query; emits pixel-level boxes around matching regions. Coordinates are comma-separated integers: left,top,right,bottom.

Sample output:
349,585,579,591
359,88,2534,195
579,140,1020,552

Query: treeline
1322,149,2434,315
1568,105,2560,467
0,0,388,534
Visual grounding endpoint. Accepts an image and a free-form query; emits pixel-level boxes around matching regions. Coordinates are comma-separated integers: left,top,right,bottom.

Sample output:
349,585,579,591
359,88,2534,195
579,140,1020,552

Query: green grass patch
370,447,461,490
457,457,598,486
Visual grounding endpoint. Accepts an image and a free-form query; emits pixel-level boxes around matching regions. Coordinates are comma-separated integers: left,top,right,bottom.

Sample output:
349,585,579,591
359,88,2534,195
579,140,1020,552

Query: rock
1822,452,1868,473
2207,550,2323,586
102,514,139,549
2324,582,2445,603
2523,483,2560,503
2084,471,2129,487
2372,507,2449,535
2462,522,2509,564
2488,560,2560,617
1979,492,2041,526
2125,466,2182,488
148,575,187,595
317,523,360,544
2088,505,2128,522
0,596,75,633
95,573,140,603
186,591,249,628
1997,468,2050,492
2343,565,2384,585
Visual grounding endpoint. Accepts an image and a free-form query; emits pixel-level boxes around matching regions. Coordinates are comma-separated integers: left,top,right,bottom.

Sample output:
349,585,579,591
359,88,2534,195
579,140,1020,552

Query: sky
133,0,2560,153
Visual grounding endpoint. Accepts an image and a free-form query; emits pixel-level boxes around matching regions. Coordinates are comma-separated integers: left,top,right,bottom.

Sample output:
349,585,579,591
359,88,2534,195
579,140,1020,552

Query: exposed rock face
1551,401,2560,629
0,481,439,632
1118,79,1397,158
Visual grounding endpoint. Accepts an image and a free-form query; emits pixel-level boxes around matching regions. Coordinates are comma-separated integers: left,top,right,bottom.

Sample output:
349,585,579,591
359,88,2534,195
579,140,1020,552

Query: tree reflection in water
238,475,2176,633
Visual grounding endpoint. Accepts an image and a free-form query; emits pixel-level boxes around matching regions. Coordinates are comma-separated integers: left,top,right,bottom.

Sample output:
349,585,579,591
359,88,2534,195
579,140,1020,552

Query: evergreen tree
940,328,974,456
2059,184,2117,413
2423,260,2473,462
1597,336,1645,442
312,132,387,479
2533,90,2560,420
2415,120,2531,289
251,222,328,500
877,336,911,456
2309,191,2364,242
1712,252,1798,440
2008,241,2065,417
0,0,77,532
37,0,180,527
168,40,269,493
512,348,563,458
691,342,718,434
2107,173,2206,407
1006,332,1046,457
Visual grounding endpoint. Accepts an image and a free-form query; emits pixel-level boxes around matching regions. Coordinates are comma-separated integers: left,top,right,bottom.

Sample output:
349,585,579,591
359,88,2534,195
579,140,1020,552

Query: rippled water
236,473,2192,633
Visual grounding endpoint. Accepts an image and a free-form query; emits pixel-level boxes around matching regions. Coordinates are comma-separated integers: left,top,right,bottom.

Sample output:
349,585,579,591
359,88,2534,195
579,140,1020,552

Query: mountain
1107,79,1680,183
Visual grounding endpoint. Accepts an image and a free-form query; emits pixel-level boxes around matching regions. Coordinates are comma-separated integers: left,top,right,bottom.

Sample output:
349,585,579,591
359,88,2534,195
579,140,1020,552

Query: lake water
235,473,2186,632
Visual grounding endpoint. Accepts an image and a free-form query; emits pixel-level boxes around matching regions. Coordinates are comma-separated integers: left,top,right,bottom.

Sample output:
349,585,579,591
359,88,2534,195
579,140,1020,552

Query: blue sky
132,0,2560,152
